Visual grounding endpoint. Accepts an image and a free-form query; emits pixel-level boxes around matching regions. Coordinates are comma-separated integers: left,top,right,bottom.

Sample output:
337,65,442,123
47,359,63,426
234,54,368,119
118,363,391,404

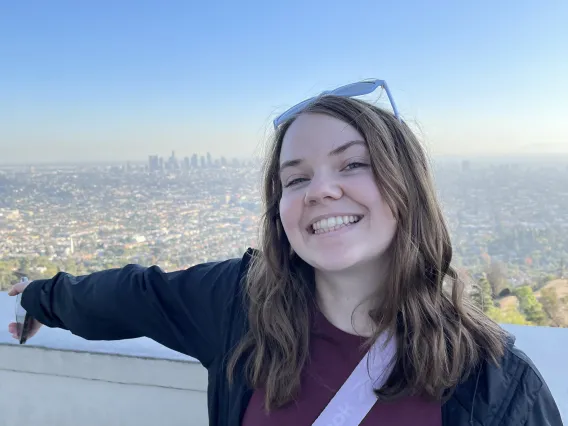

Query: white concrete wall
0,291,566,425
2,329,567,426
0,344,209,426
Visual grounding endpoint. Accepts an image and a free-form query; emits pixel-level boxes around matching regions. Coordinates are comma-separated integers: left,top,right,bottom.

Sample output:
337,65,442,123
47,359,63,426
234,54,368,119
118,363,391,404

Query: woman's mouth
309,215,363,235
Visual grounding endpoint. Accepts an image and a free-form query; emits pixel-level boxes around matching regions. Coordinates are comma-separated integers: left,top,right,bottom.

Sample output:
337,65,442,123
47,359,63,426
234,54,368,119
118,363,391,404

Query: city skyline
2,150,568,168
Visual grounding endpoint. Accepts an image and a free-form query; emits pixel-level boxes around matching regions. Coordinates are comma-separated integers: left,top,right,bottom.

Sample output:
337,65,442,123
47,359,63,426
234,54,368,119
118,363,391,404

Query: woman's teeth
311,215,362,234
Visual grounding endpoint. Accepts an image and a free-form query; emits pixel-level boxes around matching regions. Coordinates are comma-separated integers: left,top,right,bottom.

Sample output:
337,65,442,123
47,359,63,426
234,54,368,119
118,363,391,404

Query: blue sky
1,0,567,163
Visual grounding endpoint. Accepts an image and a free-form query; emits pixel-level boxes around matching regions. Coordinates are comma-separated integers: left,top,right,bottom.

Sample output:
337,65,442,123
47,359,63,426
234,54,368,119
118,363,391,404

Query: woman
8,80,563,426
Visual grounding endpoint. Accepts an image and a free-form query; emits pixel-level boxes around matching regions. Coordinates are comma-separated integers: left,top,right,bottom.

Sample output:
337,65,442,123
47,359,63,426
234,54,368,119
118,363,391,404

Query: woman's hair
227,95,507,410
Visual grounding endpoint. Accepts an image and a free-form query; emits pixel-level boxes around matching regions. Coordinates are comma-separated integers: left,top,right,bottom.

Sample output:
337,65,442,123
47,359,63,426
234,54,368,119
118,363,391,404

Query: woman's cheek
279,193,301,235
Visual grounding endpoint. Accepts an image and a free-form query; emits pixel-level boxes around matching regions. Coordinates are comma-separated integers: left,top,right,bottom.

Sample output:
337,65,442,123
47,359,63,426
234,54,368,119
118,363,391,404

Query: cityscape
0,151,261,275
1,152,567,325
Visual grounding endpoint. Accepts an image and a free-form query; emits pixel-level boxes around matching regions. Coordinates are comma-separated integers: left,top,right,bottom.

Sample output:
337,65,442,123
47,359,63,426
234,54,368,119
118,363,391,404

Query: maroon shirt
242,309,441,426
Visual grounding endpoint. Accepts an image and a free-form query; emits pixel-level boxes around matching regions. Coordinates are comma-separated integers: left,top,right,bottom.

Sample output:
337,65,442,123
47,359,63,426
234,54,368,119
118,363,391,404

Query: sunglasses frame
273,79,401,129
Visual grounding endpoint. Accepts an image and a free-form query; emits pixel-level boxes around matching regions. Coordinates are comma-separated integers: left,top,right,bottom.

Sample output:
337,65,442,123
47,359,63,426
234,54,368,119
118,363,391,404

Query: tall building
167,151,179,170
148,155,159,172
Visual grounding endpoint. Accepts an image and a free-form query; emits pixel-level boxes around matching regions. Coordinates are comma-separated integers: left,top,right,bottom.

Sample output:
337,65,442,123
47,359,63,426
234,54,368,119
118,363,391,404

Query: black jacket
22,248,563,426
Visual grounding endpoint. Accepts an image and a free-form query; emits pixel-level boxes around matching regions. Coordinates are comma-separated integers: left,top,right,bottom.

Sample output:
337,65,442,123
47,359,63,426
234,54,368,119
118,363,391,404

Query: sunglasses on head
273,79,401,129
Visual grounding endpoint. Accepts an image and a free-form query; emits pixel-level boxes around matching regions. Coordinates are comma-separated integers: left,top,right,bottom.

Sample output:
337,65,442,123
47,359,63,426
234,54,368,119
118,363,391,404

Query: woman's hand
7,281,44,341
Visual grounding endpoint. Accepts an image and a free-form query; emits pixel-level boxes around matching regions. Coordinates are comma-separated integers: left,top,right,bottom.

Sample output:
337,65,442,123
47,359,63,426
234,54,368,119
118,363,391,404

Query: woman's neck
314,264,383,338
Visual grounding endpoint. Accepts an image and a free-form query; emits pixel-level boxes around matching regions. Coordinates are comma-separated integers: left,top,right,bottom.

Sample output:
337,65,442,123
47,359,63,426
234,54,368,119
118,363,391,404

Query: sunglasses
273,79,401,129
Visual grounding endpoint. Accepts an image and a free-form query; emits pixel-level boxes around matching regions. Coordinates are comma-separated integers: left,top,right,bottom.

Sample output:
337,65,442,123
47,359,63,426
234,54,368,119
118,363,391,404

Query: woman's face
278,113,397,273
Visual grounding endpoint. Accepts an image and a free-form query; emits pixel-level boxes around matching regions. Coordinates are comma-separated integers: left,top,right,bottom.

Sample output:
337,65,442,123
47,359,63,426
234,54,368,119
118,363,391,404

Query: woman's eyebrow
279,159,302,174
279,140,366,173
328,140,366,157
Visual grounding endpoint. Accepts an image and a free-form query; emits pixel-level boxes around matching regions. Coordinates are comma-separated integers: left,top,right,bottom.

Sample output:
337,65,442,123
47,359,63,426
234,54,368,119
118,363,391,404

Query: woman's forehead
280,113,366,161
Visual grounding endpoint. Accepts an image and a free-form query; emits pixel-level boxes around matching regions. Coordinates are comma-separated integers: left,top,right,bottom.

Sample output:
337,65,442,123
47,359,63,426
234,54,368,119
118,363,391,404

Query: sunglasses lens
332,81,378,97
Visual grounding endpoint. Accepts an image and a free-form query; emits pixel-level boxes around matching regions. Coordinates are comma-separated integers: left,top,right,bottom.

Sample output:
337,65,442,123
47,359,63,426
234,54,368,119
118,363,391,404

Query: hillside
536,279,568,299
535,279,568,326
493,279,568,327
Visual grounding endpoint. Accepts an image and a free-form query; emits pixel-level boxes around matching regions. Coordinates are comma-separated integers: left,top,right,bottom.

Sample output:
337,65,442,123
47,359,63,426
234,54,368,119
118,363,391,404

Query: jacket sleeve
511,345,565,426
20,256,245,367
524,379,564,426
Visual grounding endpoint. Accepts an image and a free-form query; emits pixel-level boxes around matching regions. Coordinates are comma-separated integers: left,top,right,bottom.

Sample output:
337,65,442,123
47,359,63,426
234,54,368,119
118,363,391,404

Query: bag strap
312,332,396,426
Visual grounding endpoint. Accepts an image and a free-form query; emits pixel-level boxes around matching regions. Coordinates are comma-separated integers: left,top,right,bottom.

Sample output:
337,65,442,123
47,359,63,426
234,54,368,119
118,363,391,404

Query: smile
309,215,363,235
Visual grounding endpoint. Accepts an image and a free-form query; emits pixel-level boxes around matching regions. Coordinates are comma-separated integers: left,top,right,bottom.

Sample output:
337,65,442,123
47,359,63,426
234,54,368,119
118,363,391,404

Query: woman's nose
304,176,343,206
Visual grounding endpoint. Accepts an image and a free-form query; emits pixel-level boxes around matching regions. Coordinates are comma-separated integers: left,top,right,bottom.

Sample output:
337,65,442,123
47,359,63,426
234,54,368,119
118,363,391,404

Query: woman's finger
8,282,28,296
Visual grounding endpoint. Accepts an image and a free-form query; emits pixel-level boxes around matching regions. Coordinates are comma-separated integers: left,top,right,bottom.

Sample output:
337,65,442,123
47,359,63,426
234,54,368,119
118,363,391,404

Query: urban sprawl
1,153,567,288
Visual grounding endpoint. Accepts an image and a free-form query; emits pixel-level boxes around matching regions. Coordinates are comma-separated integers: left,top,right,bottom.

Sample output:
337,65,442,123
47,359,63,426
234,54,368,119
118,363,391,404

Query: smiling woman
229,94,562,426
8,83,563,426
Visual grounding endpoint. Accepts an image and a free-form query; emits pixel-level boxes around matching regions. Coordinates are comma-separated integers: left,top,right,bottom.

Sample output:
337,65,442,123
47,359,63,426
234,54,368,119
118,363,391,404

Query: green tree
486,261,509,297
471,274,494,313
0,259,20,290
18,258,32,276
62,259,79,275
515,285,547,325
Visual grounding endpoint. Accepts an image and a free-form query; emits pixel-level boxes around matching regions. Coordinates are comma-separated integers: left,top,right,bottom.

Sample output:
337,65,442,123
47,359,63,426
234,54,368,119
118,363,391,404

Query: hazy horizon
1,1,567,164
2,152,568,168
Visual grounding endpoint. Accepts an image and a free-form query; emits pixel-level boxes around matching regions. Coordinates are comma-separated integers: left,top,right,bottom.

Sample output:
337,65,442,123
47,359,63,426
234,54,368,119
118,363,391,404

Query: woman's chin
302,252,361,273
296,245,388,275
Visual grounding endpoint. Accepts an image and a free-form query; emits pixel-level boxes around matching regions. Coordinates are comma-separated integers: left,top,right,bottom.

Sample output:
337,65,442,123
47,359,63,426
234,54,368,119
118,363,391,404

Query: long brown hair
227,95,507,410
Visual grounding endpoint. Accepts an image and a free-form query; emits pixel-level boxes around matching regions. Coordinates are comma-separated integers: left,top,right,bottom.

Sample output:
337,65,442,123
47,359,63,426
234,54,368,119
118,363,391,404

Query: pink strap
312,332,396,426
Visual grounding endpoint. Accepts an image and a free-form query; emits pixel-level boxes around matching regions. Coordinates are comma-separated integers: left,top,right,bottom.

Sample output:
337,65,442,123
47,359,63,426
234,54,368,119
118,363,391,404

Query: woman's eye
343,162,368,171
284,177,307,187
